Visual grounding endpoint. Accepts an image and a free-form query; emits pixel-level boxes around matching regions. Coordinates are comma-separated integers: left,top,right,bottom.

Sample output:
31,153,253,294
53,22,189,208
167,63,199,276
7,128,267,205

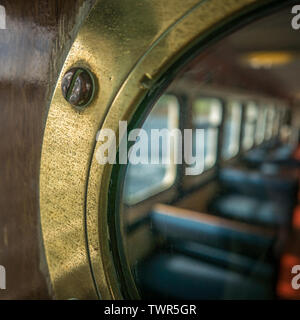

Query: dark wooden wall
0,0,95,299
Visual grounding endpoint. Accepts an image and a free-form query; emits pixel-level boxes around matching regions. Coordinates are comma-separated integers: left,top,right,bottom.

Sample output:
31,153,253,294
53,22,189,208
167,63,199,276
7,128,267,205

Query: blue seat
244,148,267,166
210,194,289,228
137,253,274,299
170,241,274,281
151,205,275,260
137,204,277,299
243,144,295,167
219,167,297,203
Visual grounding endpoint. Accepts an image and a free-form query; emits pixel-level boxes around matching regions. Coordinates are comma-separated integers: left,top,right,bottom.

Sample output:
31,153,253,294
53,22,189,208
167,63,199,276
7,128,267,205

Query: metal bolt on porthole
61,67,95,108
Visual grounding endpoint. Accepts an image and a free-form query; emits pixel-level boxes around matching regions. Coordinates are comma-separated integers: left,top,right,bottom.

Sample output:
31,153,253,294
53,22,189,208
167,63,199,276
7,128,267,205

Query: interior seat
134,204,277,300
218,166,298,204
151,204,276,261
209,194,290,228
168,240,275,281
243,143,295,167
136,253,274,300
210,166,298,229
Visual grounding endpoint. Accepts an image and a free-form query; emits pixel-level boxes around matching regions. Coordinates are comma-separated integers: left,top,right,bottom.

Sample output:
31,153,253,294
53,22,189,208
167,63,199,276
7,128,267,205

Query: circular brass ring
40,0,279,299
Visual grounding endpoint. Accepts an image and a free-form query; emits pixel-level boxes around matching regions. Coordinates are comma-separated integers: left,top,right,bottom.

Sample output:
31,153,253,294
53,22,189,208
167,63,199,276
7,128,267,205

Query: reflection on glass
123,94,179,204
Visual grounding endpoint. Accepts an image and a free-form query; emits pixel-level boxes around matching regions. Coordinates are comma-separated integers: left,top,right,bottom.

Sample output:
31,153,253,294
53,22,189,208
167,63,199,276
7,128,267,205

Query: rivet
61,67,95,108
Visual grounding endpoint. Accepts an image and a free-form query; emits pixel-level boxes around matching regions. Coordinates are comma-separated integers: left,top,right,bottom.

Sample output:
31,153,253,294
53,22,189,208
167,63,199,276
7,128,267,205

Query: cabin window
265,105,275,140
279,107,288,128
242,102,258,150
123,94,179,205
192,97,222,171
222,101,242,159
255,106,268,145
272,106,281,137
118,3,299,301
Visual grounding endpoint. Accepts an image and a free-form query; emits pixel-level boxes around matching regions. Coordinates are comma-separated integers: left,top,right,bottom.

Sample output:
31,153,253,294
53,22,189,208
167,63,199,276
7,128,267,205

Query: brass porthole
39,0,282,299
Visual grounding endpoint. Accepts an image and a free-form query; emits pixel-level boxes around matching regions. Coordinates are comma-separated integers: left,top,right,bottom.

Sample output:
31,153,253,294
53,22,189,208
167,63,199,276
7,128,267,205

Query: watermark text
0,265,5,290
0,5,6,30
95,121,205,176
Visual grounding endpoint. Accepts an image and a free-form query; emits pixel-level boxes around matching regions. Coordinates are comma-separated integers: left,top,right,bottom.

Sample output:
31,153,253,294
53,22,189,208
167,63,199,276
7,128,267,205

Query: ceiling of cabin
226,6,300,102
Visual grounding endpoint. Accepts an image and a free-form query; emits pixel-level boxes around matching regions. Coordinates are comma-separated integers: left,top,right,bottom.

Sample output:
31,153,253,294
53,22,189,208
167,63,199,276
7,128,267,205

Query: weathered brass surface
40,0,269,299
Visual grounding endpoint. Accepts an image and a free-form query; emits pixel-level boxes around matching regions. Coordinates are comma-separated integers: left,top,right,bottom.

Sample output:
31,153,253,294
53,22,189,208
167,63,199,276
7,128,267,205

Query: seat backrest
151,204,275,259
219,167,298,203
